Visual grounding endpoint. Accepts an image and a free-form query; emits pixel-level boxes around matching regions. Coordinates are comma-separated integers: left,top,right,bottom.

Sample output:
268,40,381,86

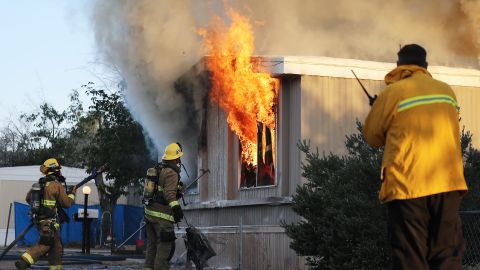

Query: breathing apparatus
143,142,185,206
143,167,159,205
29,183,43,215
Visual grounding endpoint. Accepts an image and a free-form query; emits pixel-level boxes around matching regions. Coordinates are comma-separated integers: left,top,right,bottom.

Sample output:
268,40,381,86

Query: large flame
199,9,278,165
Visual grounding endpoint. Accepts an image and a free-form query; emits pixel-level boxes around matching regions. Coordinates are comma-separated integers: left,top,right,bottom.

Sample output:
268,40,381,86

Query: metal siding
288,78,302,195
183,204,299,227
206,100,229,201
172,227,302,270
227,130,239,200
299,76,480,154
454,85,480,148
300,75,384,155
243,231,300,270
175,205,303,270
239,186,278,200
278,77,290,196
184,193,200,204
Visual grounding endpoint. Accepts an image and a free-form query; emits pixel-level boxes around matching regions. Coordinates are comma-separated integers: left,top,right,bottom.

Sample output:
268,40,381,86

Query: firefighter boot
15,259,29,270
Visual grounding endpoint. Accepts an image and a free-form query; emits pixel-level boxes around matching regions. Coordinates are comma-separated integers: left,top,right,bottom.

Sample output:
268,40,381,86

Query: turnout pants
21,220,62,269
387,191,465,270
144,220,175,270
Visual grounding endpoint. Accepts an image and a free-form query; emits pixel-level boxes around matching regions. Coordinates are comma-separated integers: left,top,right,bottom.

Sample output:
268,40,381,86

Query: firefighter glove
172,205,183,223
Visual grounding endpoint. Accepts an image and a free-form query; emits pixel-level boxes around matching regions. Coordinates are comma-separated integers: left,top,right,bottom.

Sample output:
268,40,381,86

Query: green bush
284,122,480,270
460,128,480,210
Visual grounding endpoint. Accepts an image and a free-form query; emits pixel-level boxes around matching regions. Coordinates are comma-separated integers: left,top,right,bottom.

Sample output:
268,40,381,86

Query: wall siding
183,204,299,227
205,100,230,201
300,76,480,156
171,205,302,270
195,72,480,270
287,77,302,196
300,75,384,157
453,85,480,148
172,227,301,270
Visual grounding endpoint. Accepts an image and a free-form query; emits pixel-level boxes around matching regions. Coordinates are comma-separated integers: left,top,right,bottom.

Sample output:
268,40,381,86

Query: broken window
239,122,276,188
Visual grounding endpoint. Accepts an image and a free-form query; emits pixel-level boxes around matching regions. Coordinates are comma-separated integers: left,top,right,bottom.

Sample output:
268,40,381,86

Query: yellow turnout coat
364,65,467,203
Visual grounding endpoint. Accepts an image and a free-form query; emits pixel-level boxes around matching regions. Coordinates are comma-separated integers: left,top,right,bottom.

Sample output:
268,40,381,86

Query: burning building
89,2,480,269
172,55,480,269
164,11,480,268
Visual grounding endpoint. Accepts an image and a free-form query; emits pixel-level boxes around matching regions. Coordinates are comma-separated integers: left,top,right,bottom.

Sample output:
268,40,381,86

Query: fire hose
0,222,35,260
0,165,108,261
114,169,210,252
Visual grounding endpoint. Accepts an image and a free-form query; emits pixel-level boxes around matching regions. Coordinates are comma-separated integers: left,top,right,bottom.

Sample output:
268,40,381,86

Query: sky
0,0,107,125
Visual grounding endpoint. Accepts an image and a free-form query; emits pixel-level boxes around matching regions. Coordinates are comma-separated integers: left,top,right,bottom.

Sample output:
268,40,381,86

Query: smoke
89,1,204,176
88,0,480,176
224,0,480,66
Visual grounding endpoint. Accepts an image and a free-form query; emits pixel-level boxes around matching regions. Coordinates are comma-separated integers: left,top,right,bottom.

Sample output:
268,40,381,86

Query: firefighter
143,143,184,270
363,44,468,270
15,158,77,270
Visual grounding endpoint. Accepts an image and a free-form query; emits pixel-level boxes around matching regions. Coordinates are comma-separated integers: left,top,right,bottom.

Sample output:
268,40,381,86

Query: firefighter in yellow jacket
364,44,468,270
15,158,77,270
143,143,184,270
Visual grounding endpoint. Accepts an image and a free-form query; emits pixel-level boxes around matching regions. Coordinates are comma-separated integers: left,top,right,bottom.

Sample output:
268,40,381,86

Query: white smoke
88,0,480,176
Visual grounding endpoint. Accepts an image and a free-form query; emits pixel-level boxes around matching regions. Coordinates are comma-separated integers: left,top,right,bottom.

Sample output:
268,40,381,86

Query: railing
462,211,480,269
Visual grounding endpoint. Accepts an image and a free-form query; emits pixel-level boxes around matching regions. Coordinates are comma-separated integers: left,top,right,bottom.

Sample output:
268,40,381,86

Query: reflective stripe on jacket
145,166,179,223
144,208,174,222
43,180,75,209
363,65,468,203
25,176,75,221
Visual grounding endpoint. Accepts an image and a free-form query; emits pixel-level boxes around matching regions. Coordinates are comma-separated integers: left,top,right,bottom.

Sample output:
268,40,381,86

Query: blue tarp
14,202,144,246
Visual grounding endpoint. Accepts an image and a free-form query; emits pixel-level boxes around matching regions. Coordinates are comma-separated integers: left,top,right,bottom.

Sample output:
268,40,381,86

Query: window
239,121,276,188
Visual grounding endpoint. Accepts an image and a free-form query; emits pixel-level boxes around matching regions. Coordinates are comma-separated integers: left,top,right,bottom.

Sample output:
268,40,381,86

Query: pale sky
0,0,108,125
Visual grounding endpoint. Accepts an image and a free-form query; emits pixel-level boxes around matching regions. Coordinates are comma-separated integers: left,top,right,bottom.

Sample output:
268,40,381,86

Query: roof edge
258,56,480,87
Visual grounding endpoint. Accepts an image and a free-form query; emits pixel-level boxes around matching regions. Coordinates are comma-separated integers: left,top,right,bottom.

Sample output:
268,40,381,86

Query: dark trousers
144,221,175,270
387,191,465,270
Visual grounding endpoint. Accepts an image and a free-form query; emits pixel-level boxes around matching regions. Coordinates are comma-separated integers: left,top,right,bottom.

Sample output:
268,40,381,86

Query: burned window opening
240,123,276,188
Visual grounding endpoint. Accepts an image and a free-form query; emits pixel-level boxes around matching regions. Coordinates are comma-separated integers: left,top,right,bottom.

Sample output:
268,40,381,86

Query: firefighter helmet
40,158,61,175
162,143,183,160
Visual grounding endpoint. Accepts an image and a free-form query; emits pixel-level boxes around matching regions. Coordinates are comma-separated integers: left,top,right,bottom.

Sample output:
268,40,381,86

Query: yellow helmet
162,143,183,160
40,158,61,175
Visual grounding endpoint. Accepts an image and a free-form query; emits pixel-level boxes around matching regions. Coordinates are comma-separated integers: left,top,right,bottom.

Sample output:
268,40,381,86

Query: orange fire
199,9,278,165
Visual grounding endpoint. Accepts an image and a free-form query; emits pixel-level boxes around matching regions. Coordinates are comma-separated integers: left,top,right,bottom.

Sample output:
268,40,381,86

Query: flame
199,9,278,166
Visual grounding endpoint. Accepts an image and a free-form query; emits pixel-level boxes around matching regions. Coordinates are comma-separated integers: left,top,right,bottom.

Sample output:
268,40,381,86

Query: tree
0,82,156,247
283,121,480,270
78,83,156,246
17,90,85,166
